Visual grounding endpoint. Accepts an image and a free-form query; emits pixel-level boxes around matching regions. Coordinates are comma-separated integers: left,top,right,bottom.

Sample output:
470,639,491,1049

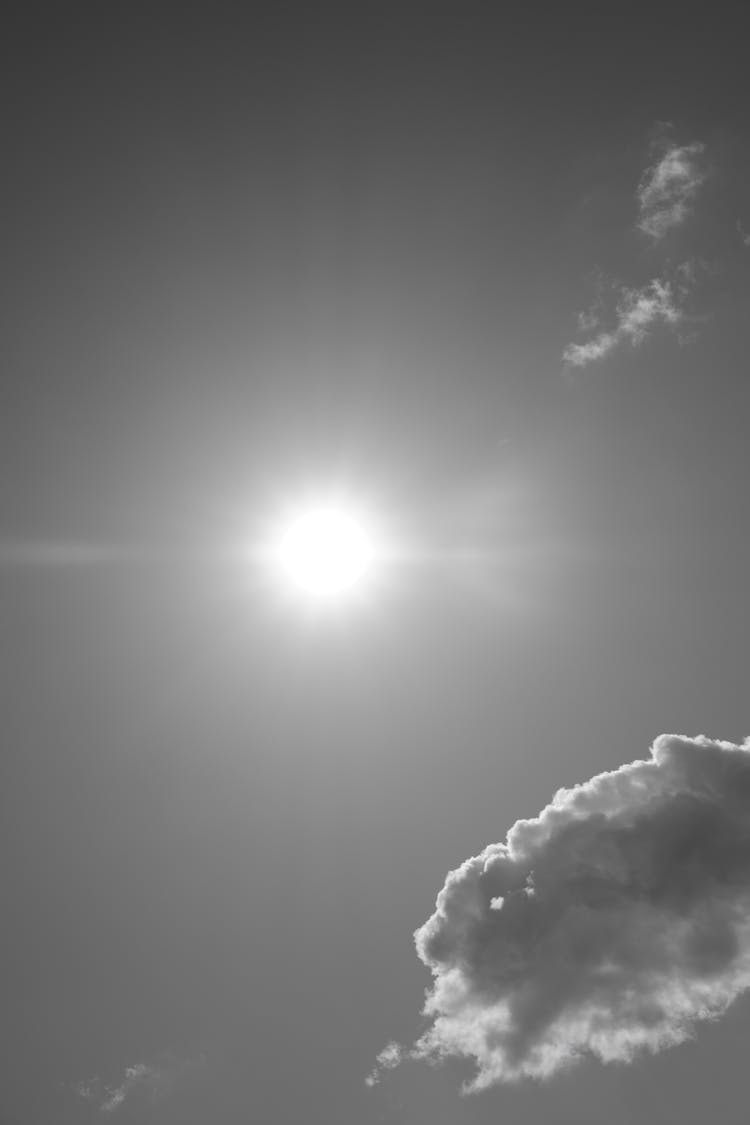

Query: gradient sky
2,5,750,1123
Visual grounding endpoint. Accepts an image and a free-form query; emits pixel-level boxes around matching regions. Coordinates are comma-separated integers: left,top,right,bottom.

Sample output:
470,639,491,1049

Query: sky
2,4,750,1123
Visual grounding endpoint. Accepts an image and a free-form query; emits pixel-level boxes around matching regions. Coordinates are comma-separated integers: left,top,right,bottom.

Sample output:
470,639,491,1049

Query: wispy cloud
100,1064,159,1113
71,1079,99,1101
365,1041,403,1087
563,275,685,368
379,734,750,1091
738,220,750,248
72,1056,198,1114
637,139,706,240
561,128,710,371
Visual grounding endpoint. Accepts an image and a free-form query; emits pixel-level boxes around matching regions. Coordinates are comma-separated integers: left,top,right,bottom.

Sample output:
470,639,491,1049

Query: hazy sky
3,5,750,1124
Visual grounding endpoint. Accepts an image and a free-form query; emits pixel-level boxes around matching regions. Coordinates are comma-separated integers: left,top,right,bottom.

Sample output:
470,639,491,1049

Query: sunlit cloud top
375,734,750,1091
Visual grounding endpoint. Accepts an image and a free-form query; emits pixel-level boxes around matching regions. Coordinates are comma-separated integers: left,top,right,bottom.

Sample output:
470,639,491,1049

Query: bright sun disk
276,507,374,598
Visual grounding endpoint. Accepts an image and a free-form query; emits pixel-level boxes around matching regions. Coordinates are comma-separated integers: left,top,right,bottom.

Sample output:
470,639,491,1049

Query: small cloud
563,275,685,368
73,1055,200,1114
71,1079,98,1101
636,139,706,240
577,307,600,333
100,1063,159,1114
738,220,750,248
100,1088,127,1114
365,1041,404,1087
399,734,750,1090
563,331,618,368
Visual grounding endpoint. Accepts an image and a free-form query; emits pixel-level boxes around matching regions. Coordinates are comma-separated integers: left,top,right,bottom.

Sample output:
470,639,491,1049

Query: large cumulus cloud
409,735,750,1089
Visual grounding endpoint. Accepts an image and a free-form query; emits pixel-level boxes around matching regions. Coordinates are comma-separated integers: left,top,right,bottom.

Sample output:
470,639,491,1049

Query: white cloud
101,1063,159,1114
74,1060,176,1114
561,130,713,370
637,140,706,240
563,276,685,368
395,734,750,1090
100,1087,127,1114
738,220,750,248
365,1041,404,1087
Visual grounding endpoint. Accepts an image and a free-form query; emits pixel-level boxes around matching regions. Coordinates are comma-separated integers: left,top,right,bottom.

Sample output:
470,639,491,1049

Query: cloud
393,734,750,1090
559,129,734,372
738,220,750,249
73,1059,181,1114
637,140,706,240
101,1088,127,1114
100,1063,160,1114
365,1041,404,1087
71,1079,98,1101
563,276,685,368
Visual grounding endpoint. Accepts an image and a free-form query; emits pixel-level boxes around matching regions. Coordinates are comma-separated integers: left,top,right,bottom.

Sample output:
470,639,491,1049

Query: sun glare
274,506,375,600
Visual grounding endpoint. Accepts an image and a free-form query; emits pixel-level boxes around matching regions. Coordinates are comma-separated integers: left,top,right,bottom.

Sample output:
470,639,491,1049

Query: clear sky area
2,5,750,1123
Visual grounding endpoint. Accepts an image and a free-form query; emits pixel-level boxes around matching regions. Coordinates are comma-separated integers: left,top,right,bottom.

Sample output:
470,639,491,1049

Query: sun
274,505,375,600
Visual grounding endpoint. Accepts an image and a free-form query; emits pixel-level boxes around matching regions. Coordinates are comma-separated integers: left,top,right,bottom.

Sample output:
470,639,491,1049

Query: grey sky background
2,5,750,1123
